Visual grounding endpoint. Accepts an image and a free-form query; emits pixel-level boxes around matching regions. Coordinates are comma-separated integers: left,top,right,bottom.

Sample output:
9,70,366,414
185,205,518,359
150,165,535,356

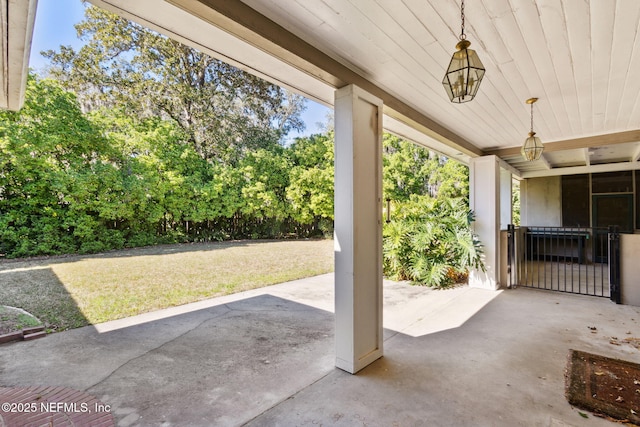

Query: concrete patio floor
1,273,639,426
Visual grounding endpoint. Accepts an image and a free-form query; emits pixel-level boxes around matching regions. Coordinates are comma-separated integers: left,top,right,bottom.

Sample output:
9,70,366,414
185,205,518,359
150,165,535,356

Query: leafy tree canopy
43,5,306,165
286,133,334,224
383,134,468,202
0,76,334,257
0,76,118,256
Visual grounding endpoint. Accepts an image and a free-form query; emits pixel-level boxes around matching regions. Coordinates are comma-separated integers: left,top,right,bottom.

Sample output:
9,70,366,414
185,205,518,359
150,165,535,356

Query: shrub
383,195,484,288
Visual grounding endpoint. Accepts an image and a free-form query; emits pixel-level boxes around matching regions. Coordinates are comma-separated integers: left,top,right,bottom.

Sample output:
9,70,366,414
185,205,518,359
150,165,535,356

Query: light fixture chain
530,101,534,134
460,0,466,40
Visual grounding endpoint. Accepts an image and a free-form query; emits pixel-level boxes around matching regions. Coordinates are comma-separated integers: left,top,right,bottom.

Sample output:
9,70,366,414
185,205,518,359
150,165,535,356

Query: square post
469,156,501,290
334,84,383,374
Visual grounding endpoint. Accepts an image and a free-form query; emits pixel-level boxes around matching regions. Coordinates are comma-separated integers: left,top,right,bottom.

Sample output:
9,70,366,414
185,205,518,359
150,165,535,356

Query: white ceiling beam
537,0,581,136
539,153,552,170
514,0,567,137
487,130,640,157
632,145,640,162
521,160,640,179
583,148,591,166
498,158,522,179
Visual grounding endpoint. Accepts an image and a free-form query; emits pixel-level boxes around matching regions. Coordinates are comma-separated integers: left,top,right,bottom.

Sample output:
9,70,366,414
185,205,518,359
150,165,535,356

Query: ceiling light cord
460,0,466,40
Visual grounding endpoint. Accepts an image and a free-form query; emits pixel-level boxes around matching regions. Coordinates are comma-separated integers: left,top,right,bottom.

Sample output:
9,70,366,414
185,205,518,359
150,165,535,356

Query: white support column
469,156,501,290
500,169,513,229
334,84,383,374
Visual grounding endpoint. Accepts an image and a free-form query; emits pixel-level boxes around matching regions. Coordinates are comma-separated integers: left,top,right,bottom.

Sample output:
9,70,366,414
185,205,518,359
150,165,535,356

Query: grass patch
0,239,334,331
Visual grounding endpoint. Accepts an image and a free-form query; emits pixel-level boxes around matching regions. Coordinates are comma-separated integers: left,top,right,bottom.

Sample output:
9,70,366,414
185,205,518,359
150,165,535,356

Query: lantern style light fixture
521,97,544,161
442,0,485,103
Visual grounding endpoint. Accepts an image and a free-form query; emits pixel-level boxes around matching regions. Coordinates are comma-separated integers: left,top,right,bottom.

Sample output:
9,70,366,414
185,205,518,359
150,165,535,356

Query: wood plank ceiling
236,0,640,176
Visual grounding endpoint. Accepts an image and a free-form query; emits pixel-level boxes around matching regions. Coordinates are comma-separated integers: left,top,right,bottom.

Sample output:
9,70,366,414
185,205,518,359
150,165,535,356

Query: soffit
0,0,37,110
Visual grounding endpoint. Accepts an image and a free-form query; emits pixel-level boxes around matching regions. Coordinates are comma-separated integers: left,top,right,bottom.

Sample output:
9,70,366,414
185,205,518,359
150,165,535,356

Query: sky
28,0,330,141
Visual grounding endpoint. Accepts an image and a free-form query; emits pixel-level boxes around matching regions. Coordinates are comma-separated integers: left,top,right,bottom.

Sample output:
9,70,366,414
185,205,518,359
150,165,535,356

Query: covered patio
1,274,639,426
2,0,640,419
57,0,640,372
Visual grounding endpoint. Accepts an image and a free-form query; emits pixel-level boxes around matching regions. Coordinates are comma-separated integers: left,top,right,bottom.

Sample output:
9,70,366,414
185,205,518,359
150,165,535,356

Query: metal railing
608,226,621,304
506,225,613,298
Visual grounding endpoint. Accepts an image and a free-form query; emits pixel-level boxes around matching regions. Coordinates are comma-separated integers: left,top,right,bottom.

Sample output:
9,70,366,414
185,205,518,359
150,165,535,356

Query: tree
383,134,468,203
381,135,481,287
0,76,120,256
43,5,306,164
512,179,521,226
86,108,200,244
383,134,432,202
424,153,469,201
286,133,334,229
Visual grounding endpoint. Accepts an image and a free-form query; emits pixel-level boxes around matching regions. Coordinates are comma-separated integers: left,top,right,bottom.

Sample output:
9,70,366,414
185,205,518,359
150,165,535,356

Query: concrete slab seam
240,369,338,426
85,314,222,393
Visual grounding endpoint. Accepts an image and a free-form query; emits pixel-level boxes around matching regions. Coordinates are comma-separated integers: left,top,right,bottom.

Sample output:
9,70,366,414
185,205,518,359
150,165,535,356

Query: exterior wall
621,233,640,306
520,176,562,226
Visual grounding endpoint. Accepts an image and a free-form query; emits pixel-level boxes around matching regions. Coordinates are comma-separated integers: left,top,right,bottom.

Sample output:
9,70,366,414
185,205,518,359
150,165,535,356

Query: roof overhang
0,0,37,111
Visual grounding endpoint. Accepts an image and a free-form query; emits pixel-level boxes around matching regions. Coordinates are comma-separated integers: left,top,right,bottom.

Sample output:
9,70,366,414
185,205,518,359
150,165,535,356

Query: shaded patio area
518,260,610,298
1,273,639,426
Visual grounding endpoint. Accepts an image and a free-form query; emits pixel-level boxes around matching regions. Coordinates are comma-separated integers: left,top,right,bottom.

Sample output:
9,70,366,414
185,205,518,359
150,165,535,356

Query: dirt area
0,306,43,335
566,349,640,425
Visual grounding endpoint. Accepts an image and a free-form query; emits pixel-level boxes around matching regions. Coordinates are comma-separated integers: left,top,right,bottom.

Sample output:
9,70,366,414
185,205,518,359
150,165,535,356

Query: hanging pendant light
521,97,544,161
442,0,485,103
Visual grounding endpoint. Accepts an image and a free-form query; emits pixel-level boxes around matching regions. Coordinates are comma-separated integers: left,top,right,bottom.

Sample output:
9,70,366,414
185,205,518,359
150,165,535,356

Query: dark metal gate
506,225,620,302
608,226,621,303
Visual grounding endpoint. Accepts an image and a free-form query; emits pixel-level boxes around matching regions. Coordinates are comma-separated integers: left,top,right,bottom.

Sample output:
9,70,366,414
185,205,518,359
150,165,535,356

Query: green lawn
0,239,334,332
